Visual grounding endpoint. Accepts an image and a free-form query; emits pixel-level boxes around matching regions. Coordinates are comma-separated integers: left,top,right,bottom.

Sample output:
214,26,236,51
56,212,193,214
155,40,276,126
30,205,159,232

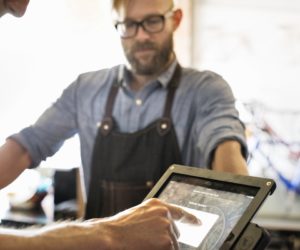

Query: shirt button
135,98,142,106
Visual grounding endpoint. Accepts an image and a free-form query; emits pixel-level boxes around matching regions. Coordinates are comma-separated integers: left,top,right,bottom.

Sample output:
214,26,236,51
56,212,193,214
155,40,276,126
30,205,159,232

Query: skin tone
0,0,29,17
212,140,248,175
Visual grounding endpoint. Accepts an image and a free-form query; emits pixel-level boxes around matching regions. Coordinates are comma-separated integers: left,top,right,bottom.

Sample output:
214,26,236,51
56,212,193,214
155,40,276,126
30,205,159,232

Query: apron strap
163,63,182,118
100,83,119,136
105,83,119,118
157,64,182,136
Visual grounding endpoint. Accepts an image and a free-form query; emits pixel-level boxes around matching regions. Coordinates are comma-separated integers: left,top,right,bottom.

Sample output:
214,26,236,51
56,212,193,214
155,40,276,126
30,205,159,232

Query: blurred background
0,0,299,248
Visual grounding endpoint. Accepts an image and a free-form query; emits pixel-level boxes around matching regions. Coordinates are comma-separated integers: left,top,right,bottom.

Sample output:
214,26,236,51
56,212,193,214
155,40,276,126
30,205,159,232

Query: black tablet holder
225,222,270,250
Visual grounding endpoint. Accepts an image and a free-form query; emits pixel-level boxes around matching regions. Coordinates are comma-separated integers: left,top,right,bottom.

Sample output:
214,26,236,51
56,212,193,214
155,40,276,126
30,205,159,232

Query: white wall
192,0,300,110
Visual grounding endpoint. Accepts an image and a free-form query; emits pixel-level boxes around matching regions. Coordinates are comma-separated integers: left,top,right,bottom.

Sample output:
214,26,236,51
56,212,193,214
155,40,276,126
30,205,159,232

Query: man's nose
135,24,151,40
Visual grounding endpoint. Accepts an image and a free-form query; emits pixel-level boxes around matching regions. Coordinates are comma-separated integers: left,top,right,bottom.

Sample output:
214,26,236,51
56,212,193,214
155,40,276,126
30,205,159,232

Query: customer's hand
100,198,201,250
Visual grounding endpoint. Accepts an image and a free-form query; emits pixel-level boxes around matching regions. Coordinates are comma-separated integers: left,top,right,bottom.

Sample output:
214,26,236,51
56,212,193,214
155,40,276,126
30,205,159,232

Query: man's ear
172,8,183,31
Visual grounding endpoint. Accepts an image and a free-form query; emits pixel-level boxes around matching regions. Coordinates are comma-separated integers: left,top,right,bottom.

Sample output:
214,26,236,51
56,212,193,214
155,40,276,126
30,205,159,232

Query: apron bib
85,65,182,218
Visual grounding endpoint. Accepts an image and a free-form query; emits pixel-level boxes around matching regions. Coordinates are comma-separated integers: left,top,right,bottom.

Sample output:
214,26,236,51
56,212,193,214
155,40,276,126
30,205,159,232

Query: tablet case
144,164,276,250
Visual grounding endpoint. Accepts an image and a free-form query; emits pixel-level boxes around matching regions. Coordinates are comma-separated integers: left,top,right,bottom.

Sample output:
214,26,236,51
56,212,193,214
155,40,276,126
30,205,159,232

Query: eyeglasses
114,8,175,39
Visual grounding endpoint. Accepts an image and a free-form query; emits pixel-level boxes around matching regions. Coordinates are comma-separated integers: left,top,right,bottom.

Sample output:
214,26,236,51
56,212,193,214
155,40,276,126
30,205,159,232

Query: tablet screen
157,174,259,250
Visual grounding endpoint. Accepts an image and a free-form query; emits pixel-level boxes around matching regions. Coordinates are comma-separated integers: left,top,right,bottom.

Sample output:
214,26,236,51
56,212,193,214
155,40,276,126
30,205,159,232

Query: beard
123,36,174,75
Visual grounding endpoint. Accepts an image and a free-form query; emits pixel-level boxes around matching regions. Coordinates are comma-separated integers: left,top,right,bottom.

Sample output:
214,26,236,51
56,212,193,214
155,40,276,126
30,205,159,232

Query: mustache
131,41,157,52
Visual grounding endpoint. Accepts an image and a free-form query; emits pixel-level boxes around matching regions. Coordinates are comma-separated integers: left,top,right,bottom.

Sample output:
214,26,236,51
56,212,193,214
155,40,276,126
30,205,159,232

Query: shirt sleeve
195,71,248,167
8,80,79,168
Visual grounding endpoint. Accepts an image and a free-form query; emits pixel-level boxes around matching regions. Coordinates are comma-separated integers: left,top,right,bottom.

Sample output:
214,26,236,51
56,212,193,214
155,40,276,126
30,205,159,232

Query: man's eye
145,16,162,25
124,22,136,29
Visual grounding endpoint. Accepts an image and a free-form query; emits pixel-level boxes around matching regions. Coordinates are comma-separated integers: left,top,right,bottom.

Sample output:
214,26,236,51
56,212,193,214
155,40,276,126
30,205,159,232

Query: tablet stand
226,223,270,249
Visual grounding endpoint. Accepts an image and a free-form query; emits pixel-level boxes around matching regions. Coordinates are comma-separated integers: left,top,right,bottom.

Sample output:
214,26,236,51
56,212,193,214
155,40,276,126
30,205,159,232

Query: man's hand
101,198,201,250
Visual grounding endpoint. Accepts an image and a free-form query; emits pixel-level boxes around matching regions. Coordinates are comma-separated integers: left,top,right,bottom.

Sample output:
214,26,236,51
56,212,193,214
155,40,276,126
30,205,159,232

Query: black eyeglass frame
114,8,175,39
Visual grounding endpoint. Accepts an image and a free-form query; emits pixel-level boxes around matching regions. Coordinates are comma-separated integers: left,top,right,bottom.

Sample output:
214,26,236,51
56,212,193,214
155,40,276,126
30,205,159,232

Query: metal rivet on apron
135,99,142,106
103,124,110,130
146,181,154,187
161,123,168,130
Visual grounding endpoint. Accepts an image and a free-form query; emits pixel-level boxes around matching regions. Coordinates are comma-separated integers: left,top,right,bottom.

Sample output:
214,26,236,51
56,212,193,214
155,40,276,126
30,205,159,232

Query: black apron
85,65,182,219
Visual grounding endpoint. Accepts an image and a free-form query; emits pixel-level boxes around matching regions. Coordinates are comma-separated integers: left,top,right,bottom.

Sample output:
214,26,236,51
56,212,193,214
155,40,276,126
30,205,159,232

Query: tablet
144,164,276,250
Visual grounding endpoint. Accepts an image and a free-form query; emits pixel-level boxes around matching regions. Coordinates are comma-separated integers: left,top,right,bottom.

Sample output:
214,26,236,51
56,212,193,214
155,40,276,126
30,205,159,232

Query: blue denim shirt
10,61,248,191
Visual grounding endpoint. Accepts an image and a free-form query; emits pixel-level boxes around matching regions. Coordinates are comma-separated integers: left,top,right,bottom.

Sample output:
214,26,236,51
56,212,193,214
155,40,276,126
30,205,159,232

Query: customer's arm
0,198,200,250
211,140,248,175
0,139,32,189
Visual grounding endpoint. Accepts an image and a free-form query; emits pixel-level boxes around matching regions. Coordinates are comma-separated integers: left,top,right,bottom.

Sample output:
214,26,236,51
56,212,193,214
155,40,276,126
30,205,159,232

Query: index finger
166,204,202,225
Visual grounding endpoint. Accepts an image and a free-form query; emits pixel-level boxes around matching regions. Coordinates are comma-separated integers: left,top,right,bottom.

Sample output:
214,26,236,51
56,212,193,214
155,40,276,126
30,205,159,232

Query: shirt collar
157,59,178,88
119,59,178,89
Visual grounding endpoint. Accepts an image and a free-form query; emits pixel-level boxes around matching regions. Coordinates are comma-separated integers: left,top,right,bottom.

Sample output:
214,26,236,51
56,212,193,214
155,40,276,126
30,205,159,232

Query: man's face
115,0,176,75
0,0,30,18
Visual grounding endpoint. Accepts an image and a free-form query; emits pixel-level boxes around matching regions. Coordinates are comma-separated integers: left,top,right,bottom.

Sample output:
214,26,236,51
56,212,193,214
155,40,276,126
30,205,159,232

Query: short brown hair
111,0,176,11
111,0,130,11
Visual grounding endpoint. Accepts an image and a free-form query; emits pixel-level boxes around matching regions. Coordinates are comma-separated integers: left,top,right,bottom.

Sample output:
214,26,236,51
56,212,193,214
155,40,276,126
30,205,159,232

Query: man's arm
0,139,32,189
211,140,249,175
0,198,200,250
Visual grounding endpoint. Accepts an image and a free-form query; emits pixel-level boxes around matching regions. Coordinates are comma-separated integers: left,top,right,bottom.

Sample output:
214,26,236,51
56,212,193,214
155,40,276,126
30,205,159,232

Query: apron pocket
100,180,154,216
